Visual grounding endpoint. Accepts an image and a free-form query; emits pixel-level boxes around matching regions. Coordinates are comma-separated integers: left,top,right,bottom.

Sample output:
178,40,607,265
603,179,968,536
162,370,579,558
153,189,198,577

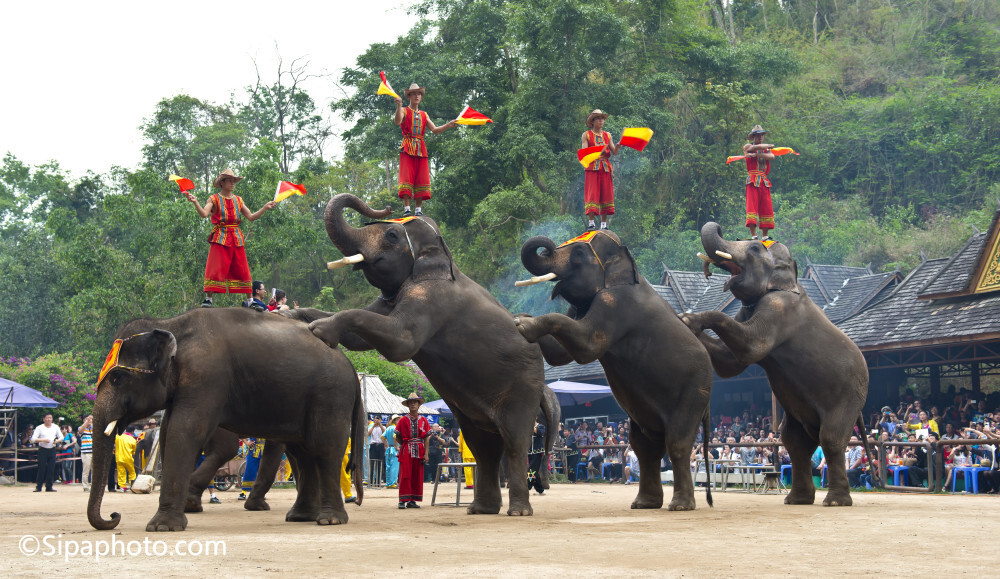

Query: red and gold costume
584,129,614,216
203,193,252,294
744,155,774,230
398,107,431,201
396,413,430,502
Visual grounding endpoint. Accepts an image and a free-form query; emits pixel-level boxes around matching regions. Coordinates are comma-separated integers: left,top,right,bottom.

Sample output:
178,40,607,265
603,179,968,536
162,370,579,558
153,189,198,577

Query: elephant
679,222,870,506
87,308,366,531
307,193,559,516
185,429,291,512
515,230,714,510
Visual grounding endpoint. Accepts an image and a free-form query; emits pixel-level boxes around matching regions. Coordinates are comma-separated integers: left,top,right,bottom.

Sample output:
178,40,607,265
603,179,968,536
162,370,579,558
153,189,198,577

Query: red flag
377,71,400,99
168,174,195,193
274,181,307,202
454,105,493,125
577,145,606,168
620,127,653,152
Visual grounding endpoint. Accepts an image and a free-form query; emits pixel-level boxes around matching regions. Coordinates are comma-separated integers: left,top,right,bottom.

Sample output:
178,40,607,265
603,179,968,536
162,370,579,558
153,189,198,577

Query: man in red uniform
582,109,620,231
185,169,276,307
394,84,457,217
742,125,776,241
394,392,431,509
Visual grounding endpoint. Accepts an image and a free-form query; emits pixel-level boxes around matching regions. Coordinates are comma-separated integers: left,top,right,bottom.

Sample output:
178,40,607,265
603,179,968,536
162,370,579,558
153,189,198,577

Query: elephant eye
385,229,400,243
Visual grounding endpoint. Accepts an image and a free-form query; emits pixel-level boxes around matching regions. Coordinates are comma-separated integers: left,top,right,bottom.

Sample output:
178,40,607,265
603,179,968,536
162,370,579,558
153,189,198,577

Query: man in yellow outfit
115,427,137,491
458,430,475,489
341,437,356,503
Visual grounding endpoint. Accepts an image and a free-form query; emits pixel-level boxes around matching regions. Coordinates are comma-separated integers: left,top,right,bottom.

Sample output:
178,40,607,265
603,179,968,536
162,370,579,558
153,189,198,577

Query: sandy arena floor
1,481,998,576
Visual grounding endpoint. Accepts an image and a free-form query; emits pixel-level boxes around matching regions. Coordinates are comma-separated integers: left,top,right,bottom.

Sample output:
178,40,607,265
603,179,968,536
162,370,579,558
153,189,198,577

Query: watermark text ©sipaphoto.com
19,534,226,562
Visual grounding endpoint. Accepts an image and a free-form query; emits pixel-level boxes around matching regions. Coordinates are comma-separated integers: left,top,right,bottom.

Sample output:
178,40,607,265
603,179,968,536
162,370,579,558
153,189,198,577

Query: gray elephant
515,230,714,510
308,193,559,516
87,308,365,531
680,222,870,506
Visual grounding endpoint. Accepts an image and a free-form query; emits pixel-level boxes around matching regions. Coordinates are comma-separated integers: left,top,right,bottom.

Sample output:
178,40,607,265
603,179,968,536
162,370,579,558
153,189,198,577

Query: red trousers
398,152,431,200
745,184,774,229
203,243,251,294
584,171,614,215
398,452,425,502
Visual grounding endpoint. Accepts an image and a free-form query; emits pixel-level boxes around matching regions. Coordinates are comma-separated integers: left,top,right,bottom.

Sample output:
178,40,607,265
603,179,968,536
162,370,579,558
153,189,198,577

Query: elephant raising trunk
324,193,393,259
87,423,122,530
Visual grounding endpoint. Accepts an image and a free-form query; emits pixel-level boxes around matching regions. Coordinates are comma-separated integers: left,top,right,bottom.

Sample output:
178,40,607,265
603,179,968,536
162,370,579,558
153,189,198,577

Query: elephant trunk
87,419,121,530
699,222,727,259
323,193,393,255
520,236,558,276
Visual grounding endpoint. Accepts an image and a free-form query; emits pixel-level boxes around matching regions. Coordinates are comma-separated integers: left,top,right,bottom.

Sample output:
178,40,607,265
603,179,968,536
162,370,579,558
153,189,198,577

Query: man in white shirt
30,414,63,492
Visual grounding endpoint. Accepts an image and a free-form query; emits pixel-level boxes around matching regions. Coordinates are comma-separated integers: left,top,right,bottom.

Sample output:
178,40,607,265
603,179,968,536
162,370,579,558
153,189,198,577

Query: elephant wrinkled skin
680,222,870,506
87,309,365,531
516,230,714,511
308,193,559,516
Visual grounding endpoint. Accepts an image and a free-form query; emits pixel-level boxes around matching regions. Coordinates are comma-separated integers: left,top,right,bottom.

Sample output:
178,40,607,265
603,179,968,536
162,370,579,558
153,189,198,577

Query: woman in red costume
394,83,457,216
581,109,620,231
185,169,276,307
742,125,776,241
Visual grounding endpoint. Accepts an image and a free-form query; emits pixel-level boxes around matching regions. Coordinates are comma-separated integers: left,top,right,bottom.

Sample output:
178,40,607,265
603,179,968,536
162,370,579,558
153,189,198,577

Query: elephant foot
316,508,349,526
285,506,321,522
183,496,203,513
666,496,696,511
466,499,502,515
145,511,188,532
822,491,853,507
784,490,816,505
506,502,534,516
631,494,664,510
244,498,270,511
308,319,342,349
513,317,543,343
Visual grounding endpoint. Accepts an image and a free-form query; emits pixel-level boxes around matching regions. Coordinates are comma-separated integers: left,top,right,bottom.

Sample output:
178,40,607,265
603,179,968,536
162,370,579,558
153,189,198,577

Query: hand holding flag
377,71,401,101
274,181,307,203
578,145,607,168
725,146,800,164
619,127,653,152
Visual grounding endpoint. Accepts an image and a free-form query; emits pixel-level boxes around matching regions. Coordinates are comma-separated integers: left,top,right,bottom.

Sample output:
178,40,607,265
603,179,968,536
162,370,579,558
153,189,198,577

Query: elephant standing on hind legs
680,222,871,506
308,193,559,516
515,230,714,511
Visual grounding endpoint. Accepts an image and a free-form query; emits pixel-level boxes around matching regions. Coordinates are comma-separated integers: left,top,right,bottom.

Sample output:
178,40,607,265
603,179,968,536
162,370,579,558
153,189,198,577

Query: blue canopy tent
422,399,452,415
1,377,59,484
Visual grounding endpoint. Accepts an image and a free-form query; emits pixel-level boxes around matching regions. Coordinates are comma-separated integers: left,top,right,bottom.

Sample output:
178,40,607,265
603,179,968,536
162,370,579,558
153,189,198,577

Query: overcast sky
0,1,416,179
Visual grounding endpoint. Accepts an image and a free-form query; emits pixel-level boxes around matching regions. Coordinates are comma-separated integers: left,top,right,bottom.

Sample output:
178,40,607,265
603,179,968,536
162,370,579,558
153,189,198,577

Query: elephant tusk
103,420,118,436
697,252,712,263
327,254,365,270
715,250,733,260
514,272,557,287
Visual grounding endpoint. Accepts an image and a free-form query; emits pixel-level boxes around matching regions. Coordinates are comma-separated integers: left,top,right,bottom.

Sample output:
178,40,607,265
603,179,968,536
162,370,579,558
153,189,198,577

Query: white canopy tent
358,374,438,417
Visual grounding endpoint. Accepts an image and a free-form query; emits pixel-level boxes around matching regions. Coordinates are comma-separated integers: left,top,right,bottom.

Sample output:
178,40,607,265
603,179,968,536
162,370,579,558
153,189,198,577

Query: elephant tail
538,387,560,490
703,411,713,508
857,413,879,487
350,381,366,506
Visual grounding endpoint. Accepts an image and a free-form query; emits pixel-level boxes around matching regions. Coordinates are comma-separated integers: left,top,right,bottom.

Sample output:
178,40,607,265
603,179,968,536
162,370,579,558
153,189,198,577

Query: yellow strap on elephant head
557,230,621,271
97,332,157,388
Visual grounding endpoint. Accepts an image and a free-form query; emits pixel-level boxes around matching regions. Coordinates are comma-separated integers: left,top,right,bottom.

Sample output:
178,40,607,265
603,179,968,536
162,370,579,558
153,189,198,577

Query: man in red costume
395,392,431,509
394,84,457,217
582,109,620,231
742,125,776,241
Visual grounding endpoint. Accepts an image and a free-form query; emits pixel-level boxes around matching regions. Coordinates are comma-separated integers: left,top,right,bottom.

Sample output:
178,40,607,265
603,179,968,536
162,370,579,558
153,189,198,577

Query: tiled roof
822,271,901,323
798,278,828,306
650,284,683,313
660,269,714,311
837,258,1000,348
917,233,988,297
804,263,871,301
544,360,605,382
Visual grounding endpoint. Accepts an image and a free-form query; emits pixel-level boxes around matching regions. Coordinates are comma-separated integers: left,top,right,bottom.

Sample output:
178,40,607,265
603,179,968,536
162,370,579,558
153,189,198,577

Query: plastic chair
780,464,792,486
951,466,986,494
576,462,589,481
888,465,910,486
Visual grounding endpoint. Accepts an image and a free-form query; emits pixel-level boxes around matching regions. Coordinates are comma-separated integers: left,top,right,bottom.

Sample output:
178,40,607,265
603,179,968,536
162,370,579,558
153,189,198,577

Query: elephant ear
766,243,799,292
604,245,640,287
118,329,177,374
410,236,455,282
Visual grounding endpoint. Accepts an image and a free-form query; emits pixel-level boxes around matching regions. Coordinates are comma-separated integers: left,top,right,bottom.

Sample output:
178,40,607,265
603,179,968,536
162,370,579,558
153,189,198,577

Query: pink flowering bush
0,352,97,424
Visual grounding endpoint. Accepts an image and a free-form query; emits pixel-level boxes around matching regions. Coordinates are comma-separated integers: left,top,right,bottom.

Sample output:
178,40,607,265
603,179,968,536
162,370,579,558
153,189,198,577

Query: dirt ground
1,480,997,577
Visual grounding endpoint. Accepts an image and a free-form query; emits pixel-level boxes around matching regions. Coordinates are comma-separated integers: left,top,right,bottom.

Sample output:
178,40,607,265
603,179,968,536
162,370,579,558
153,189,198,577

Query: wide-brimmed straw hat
404,83,426,99
747,125,768,139
586,109,610,128
212,168,244,189
402,392,425,408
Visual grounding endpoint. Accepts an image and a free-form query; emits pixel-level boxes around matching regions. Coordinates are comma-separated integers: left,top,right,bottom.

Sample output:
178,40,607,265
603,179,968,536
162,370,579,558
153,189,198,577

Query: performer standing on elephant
239,437,263,501
393,84,457,217
582,109,620,231
185,169,276,308
395,393,431,509
743,125,776,241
